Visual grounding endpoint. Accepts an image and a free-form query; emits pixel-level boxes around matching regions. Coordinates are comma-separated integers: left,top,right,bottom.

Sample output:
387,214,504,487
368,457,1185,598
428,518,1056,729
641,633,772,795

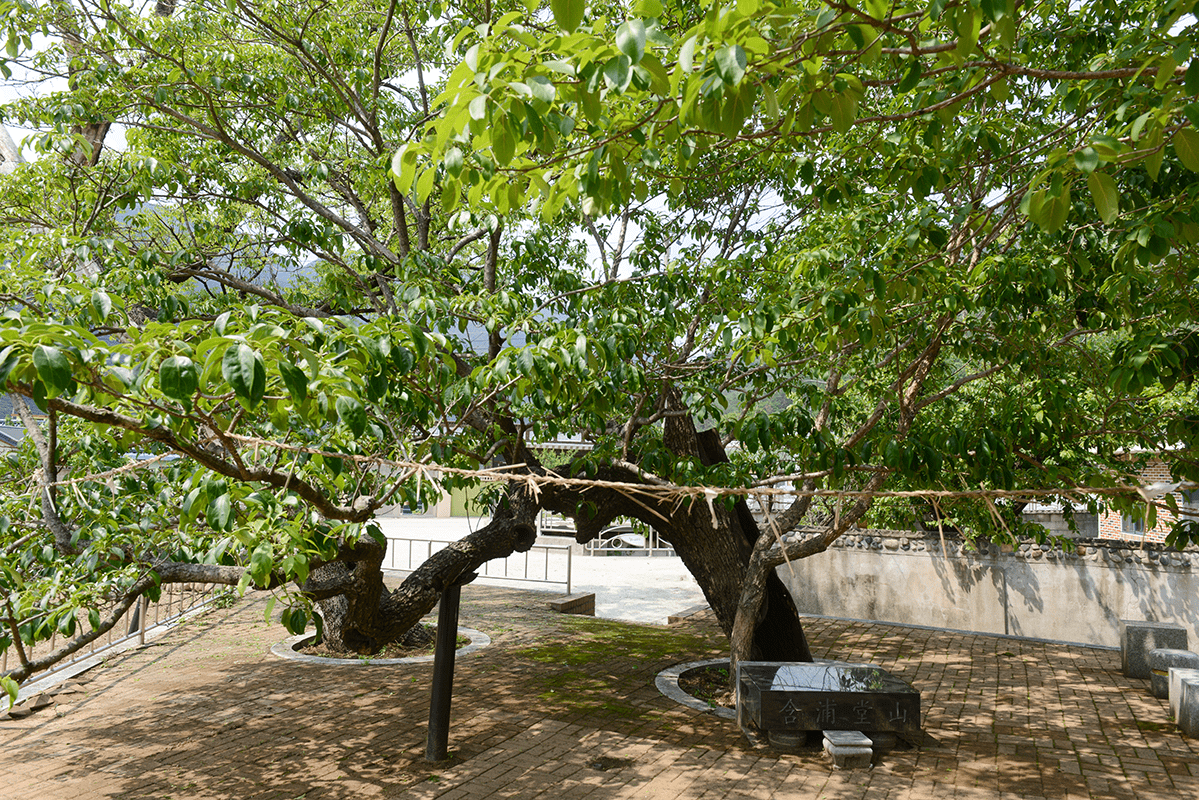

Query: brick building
1097,455,1199,543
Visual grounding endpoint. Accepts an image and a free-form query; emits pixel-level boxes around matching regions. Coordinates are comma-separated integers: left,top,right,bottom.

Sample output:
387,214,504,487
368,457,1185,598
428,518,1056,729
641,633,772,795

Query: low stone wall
775,529,1199,648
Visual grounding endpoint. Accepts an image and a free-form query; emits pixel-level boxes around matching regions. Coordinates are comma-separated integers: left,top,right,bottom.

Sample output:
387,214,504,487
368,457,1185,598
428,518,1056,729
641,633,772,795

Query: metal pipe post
425,583,462,762
138,596,147,646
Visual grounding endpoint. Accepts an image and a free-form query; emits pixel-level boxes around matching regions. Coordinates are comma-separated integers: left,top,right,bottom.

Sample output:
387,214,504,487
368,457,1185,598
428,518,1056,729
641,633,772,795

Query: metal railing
538,512,676,557
383,536,573,593
582,526,676,557
3,583,227,684
536,511,576,536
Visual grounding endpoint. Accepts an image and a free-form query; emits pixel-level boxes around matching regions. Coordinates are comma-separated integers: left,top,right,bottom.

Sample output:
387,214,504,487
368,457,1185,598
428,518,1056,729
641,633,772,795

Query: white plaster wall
777,533,1199,648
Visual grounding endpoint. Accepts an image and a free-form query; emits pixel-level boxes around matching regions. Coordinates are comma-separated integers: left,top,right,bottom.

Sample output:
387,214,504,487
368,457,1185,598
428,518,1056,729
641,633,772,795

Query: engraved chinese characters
738,662,921,738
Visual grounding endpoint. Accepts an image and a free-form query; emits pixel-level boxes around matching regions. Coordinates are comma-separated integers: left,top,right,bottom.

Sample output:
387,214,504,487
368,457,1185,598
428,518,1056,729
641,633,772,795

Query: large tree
1,0,1197,699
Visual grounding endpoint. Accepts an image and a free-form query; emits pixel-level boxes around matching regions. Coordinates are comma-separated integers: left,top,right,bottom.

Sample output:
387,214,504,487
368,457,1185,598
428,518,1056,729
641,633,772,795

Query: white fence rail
384,536,572,593
4,584,226,685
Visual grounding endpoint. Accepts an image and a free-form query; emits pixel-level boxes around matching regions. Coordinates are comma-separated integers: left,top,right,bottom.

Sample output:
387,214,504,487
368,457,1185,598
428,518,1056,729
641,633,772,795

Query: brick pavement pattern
2,583,1196,799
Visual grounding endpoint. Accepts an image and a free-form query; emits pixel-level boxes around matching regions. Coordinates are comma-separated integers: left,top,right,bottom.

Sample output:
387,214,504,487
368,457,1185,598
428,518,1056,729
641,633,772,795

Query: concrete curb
270,628,490,665
655,658,736,720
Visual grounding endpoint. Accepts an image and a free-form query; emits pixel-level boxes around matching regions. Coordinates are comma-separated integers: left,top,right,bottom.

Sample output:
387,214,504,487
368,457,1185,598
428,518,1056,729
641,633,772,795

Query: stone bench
1149,649,1199,699
547,593,595,616
1120,620,1187,679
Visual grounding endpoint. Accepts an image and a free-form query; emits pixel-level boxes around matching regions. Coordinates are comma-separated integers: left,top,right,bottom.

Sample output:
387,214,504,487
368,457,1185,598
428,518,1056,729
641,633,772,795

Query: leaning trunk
661,400,813,662
307,500,539,653
662,498,813,662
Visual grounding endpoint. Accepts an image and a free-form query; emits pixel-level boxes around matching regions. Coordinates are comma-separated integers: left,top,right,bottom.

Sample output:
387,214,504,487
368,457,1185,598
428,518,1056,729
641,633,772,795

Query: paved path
376,515,707,625
2,583,1196,799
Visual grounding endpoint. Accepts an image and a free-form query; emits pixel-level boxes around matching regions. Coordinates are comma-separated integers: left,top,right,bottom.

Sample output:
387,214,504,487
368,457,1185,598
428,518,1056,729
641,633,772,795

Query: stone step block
1149,649,1199,699
1120,620,1187,679
547,592,595,616
1170,667,1199,722
1179,676,1199,738
823,730,873,769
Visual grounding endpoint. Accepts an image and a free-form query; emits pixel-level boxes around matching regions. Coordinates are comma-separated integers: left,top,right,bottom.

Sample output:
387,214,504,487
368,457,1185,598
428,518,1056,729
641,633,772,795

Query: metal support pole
426,573,474,762
138,596,147,646
126,600,140,637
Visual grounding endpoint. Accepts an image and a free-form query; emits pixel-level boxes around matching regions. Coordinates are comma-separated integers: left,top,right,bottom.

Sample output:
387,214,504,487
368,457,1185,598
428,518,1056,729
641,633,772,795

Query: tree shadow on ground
3,589,1193,800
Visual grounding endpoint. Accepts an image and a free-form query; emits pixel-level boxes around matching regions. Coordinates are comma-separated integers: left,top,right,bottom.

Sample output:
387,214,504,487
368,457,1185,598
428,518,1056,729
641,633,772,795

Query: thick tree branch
21,391,380,523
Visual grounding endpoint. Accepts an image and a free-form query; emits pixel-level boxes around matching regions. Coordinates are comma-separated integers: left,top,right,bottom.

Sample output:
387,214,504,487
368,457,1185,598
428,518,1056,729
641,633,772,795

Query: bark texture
530,404,815,662
311,495,539,653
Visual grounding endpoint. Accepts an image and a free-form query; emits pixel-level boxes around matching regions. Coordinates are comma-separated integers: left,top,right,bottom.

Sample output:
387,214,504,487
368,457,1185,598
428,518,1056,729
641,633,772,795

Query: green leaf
0,347,17,389
1146,139,1165,181
527,76,556,105
829,91,858,134
248,544,273,588
390,145,419,193
409,325,429,358
33,345,73,395
1,676,17,709
468,95,488,121
392,346,415,373
1174,127,1199,172
336,395,368,437
159,355,199,405
616,20,646,64
603,55,632,92
281,606,308,635
31,379,48,411
550,0,585,31
207,493,234,531
896,61,921,94
278,360,308,403
1187,59,1199,96
493,121,516,165
679,36,696,73
1087,171,1119,224
221,343,266,408
1073,146,1099,173
87,608,101,631
1036,187,1071,233
979,0,1007,22
636,0,663,16
283,552,310,585
91,290,112,324
578,88,601,122
714,45,747,86
517,349,535,375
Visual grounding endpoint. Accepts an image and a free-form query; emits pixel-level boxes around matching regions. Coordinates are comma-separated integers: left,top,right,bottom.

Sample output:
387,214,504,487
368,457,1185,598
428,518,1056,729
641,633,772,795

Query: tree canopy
1,0,1197,699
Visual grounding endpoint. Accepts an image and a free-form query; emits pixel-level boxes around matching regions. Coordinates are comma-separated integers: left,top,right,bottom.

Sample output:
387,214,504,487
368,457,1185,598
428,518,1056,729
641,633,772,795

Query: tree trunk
658,503,812,661
308,495,538,653
305,409,815,662
657,411,812,661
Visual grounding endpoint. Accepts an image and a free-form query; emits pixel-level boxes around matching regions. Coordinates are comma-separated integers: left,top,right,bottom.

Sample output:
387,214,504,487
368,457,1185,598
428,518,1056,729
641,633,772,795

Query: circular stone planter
271,628,490,666
655,659,736,720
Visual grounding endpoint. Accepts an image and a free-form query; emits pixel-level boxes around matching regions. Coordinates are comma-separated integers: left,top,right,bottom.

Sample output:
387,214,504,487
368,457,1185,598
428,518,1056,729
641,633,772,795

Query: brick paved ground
1,582,1195,799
